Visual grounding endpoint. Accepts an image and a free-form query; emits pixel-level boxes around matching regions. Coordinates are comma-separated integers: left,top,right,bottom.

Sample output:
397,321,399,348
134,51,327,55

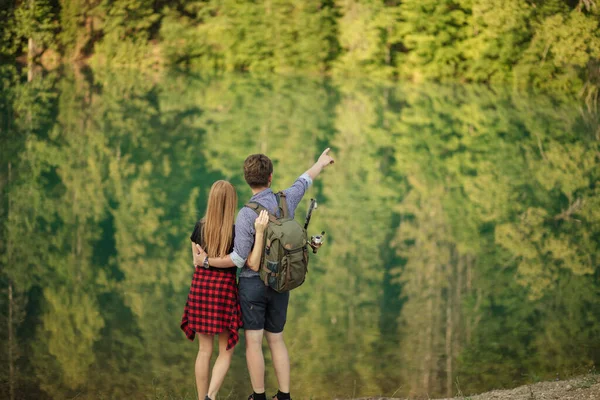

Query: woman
181,180,268,400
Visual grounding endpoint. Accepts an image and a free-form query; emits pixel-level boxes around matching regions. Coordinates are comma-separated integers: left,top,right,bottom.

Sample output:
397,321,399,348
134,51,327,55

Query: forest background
1,0,600,97
1,1,600,400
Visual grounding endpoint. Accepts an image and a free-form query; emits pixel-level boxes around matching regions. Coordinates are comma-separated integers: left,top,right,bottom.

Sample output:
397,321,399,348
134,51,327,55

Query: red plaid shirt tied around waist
180,267,242,350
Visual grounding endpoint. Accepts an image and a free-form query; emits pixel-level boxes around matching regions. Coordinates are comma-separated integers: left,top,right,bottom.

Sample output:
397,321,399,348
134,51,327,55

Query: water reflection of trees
0,68,599,399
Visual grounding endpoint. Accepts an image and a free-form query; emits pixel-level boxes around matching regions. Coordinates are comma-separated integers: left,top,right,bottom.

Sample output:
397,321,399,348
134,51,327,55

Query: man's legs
264,288,291,397
239,277,269,397
265,331,290,393
245,329,266,393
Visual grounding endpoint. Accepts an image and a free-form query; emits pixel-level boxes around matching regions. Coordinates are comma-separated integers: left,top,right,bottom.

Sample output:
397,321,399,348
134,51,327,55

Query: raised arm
283,147,335,214
246,210,269,271
305,147,335,180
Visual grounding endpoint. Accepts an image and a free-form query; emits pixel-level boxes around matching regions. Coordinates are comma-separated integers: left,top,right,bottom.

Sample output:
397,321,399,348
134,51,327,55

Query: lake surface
1,67,599,400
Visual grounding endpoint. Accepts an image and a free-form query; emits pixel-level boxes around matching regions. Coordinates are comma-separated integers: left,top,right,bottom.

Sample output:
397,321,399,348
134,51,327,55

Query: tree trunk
8,161,15,400
445,269,453,398
27,37,34,82
466,256,473,343
454,255,463,375
432,275,442,394
8,282,15,400
422,293,432,391
348,274,356,344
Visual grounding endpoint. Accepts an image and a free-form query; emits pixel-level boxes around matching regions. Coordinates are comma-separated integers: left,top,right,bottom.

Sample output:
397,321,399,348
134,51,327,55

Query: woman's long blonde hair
202,180,237,258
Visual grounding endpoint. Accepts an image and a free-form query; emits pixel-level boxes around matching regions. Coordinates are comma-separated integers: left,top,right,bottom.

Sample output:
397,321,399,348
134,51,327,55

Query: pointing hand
318,148,335,169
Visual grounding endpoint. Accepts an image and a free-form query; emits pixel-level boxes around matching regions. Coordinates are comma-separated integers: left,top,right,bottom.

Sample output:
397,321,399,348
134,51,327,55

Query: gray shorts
239,276,290,333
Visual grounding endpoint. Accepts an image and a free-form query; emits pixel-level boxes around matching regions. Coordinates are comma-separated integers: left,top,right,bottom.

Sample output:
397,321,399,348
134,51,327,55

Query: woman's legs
207,332,235,399
196,334,214,400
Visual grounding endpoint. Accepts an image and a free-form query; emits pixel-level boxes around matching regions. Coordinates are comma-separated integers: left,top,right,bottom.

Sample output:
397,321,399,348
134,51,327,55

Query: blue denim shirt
232,173,312,278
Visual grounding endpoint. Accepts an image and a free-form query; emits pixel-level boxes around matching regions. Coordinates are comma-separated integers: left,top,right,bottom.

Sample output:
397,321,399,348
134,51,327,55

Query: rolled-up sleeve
230,251,246,269
231,207,257,268
283,173,313,217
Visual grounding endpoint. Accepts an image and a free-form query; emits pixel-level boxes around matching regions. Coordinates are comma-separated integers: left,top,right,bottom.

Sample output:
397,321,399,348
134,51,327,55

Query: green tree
91,0,160,67
161,0,339,72
462,0,533,83
1,69,599,399
58,0,101,60
514,5,600,93
396,0,471,81
333,0,401,78
14,0,56,64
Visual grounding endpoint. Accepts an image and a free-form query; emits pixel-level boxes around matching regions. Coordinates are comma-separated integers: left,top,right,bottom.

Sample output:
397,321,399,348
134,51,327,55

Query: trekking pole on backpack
304,198,317,230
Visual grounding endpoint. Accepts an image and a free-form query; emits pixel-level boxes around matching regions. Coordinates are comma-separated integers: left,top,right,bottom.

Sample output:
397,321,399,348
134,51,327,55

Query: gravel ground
343,374,600,400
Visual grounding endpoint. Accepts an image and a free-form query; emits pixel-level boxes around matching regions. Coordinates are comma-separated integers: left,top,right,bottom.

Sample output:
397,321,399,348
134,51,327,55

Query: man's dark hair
244,154,273,188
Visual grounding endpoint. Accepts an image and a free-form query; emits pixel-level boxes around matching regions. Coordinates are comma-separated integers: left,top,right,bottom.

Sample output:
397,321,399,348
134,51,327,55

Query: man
193,148,334,400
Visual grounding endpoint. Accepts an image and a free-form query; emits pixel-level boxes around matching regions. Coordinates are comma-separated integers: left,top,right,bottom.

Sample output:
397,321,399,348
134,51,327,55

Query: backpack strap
276,191,289,219
245,201,280,224
246,201,269,215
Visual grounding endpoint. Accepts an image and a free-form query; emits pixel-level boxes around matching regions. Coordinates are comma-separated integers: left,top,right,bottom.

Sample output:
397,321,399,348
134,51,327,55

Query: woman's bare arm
193,244,236,268
246,210,269,272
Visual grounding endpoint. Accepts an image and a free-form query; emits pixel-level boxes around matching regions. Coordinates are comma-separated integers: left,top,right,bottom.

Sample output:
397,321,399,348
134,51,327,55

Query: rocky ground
345,374,600,400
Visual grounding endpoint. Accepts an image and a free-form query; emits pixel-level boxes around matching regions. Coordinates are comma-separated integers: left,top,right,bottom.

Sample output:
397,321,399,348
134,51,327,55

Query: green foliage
0,69,599,399
0,0,56,58
57,0,100,60
14,0,56,48
462,0,533,83
0,2,19,57
396,0,471,81
333,0,400,78
514,7,600,92
91,0,160,67
2,0,600,95
160,0,339,72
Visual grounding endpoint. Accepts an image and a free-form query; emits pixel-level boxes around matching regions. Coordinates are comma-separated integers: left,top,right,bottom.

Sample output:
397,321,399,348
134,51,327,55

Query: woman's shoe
248,393,267,400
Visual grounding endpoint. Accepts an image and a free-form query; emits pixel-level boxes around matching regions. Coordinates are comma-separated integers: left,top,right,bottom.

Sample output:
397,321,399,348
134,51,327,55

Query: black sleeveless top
190,221,236,273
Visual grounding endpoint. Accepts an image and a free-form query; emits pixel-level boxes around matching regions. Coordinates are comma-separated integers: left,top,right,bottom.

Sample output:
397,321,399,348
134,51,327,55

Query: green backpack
246,192,309,293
